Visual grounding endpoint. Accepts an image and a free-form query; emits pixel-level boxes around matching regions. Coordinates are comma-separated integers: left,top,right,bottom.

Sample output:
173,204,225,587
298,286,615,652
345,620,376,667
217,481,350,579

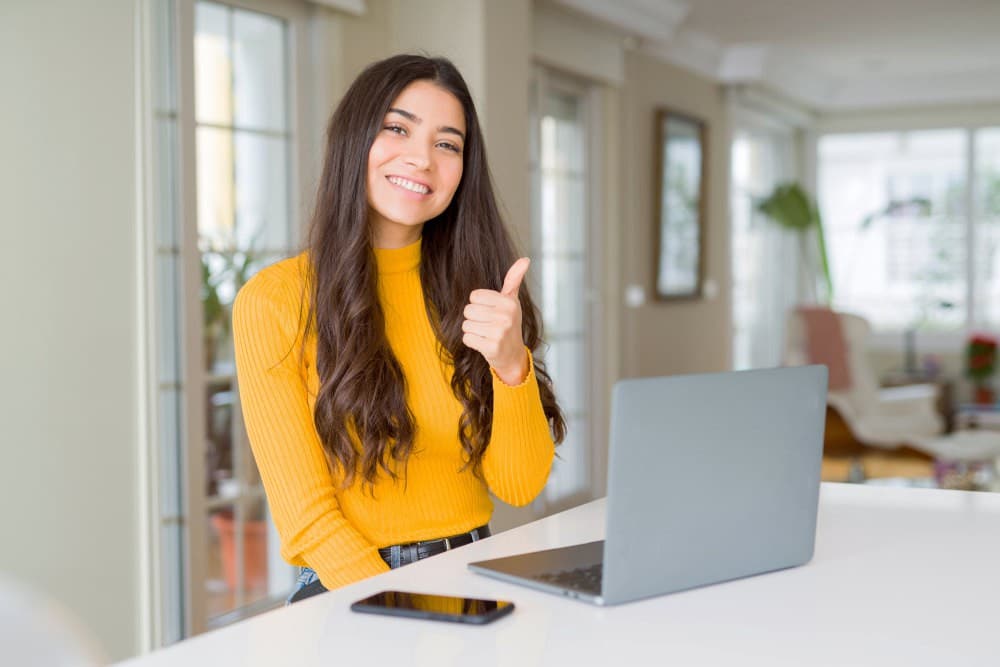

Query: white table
119,483,1000,666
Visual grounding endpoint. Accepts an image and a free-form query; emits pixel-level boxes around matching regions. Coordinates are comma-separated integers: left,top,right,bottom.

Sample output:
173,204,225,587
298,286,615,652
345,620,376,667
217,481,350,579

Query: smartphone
350,590,514,625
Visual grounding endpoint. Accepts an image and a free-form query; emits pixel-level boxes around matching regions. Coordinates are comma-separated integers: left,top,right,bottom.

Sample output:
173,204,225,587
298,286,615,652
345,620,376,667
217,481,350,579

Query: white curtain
731,128,803,370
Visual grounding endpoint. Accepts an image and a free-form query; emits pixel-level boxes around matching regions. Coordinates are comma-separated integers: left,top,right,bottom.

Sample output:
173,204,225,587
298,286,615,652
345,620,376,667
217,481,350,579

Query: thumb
501,257,531,297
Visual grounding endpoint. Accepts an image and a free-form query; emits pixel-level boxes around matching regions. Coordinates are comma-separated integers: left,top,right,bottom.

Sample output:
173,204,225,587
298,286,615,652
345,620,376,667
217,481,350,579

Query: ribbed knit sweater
232,238,556,590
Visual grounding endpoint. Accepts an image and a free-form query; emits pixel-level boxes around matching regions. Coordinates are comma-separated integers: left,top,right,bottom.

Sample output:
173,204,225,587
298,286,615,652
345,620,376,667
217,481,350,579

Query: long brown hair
307,54,565,488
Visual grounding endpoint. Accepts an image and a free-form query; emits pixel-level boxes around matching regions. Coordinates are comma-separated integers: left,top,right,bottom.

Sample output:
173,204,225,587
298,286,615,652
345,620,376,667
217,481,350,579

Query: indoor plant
756,182,833,304
965,334,998,405
201,245,257,372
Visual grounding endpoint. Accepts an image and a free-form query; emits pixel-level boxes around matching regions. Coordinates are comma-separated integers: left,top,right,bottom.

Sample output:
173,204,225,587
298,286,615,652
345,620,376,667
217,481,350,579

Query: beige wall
533,0,625,86
619,50,732,377
389,0,485,102
481,0,533,249
0,0,141,661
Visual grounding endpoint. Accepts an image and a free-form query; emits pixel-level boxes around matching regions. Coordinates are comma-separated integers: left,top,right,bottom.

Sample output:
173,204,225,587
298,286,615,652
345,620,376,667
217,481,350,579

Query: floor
821,453,934,484
821,452,1000,492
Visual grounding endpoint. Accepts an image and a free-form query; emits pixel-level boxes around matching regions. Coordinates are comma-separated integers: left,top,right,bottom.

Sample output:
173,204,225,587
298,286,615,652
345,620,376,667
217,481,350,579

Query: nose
402,145,431,170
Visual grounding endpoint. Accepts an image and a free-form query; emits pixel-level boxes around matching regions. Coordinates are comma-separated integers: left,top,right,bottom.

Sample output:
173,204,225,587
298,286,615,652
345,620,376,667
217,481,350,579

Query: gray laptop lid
601,365,827,605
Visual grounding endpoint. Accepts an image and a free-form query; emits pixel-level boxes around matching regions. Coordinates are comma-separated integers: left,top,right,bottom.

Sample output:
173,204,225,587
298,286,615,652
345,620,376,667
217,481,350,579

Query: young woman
233,54,565,604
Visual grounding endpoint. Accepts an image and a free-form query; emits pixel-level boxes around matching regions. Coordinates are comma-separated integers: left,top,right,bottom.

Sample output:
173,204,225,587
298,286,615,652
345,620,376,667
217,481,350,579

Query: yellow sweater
233,238,555,590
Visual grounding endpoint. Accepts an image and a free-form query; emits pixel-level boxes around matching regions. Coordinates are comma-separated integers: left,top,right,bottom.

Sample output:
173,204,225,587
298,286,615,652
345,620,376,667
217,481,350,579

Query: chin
386,212,431,227
382,203,442,226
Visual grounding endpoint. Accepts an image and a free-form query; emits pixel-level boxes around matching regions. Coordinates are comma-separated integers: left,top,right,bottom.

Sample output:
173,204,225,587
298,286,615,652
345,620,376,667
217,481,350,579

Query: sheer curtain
731,128,801,370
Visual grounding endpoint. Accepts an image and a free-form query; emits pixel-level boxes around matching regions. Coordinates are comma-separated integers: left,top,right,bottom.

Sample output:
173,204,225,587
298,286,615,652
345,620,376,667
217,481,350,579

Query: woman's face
366,80,466,247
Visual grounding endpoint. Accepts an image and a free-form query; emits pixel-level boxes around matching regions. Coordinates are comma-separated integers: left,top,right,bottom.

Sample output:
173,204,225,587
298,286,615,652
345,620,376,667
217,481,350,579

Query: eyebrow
387,107,465,141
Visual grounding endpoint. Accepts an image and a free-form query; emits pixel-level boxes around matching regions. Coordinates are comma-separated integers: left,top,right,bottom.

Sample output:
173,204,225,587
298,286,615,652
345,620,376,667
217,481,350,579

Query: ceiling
554,0,1000,111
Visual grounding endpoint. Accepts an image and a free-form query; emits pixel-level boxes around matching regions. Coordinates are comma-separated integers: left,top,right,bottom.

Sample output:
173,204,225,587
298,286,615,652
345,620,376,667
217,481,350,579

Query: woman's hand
462,258,531,386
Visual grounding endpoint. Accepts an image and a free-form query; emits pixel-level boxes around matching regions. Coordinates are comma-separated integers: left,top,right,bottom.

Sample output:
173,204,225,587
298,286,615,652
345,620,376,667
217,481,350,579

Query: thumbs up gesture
462,258,531,386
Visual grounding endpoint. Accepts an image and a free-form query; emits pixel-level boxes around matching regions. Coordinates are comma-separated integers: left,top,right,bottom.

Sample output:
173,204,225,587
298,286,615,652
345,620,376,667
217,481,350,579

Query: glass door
530,68,598,513
192,0,299,626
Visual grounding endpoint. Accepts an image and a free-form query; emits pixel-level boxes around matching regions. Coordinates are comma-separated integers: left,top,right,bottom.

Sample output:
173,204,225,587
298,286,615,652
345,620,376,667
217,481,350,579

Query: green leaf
755,182,834,303
756,183,818,231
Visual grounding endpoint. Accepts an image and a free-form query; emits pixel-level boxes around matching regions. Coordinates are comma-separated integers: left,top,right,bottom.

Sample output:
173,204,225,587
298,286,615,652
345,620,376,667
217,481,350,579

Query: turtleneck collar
373,237,421,275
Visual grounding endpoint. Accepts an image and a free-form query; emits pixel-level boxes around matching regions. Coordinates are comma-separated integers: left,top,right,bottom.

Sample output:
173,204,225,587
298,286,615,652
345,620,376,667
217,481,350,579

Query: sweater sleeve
481,350,556,506
232,268,389,589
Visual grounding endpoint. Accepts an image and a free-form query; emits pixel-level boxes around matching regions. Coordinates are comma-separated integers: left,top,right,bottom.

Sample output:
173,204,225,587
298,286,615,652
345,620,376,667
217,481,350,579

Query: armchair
784,309,944,458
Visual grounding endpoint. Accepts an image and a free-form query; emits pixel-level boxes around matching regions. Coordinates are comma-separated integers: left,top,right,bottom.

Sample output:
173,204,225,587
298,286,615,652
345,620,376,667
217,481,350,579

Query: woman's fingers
462,303,496,322
462,259,529,382
462,319,501,339
468,289,506,306
501,257,530,297
462,332,499,361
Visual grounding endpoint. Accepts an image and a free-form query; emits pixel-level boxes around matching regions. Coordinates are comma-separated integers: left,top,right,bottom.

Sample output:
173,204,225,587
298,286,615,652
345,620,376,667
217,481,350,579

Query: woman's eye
438,142,461,153
384,124,406,135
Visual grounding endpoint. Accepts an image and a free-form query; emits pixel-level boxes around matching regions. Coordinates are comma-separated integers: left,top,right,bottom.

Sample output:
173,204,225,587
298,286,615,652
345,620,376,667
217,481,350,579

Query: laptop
469,365,827,606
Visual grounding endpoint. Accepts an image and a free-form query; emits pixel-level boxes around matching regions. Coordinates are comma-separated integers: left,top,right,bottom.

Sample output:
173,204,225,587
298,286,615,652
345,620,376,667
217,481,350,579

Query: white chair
784,309,944,452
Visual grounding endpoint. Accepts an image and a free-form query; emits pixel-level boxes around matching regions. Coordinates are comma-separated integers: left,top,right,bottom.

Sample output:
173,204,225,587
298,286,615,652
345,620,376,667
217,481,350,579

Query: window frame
816,125,997,352
183,0,313,634
528,65,606,515
144,0,315,643
729,122,801,371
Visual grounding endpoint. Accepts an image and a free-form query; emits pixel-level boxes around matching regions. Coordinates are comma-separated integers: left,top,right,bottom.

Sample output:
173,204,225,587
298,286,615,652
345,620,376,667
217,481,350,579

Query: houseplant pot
210,509,268,591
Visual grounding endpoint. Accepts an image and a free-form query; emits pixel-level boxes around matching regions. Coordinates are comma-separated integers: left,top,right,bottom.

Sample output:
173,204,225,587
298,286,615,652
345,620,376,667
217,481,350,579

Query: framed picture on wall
654,108,707,301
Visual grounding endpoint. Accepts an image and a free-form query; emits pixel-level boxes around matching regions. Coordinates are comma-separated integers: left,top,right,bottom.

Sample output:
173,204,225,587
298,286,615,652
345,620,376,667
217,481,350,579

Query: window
973,128,1000,326
817,128,1000,333
530,69,599,512
147,0,307,641
194,0,298,626
730,128,799,370
149,0,186,645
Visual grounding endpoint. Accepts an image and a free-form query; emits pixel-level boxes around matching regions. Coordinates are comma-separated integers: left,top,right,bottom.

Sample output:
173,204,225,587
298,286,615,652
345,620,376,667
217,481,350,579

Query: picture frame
653,108,707,301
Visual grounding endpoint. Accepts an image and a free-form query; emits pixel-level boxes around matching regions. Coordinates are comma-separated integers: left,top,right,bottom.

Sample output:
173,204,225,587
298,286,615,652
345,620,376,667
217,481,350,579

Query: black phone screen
350,590,514,624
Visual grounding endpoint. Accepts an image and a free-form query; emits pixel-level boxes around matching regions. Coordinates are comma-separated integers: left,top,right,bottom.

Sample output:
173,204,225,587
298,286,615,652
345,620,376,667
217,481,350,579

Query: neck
371,211,424,249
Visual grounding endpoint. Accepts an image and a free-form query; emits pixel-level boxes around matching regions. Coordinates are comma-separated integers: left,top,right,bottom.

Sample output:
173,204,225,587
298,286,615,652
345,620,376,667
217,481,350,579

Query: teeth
388,176,429,194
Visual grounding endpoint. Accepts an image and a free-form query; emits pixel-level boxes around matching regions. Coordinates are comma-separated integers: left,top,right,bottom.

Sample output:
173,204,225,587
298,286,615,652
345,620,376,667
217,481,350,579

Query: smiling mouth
386,175,432,195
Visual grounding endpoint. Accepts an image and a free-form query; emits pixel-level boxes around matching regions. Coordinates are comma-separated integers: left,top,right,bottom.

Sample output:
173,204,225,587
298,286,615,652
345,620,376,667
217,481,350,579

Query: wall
816,103,1000,134
481,0,533,249
533,0,625,87
620,49,733,377
0,0,141,661
389,0,485,104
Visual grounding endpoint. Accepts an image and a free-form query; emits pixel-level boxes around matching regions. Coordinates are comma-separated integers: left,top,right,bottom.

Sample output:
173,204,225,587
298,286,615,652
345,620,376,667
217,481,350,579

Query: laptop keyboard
534,563,603,594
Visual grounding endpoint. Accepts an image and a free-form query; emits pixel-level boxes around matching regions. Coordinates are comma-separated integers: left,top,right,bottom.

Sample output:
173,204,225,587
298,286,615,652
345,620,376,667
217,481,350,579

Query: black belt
377,524,490,566
287,524,491,605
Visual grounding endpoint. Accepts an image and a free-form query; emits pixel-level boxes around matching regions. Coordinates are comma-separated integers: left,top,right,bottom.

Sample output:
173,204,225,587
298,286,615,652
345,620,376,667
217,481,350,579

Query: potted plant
201,244,258,370
965,334,998,405
210,497,269,592
202,242,268,592
756,182,833,304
